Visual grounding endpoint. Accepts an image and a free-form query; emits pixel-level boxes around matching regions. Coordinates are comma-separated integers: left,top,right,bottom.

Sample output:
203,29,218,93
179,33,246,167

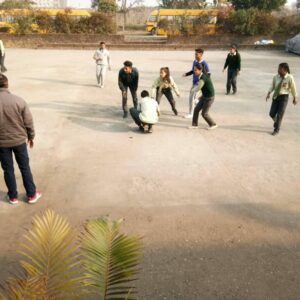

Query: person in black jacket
223,45,241,95
118,61,139,118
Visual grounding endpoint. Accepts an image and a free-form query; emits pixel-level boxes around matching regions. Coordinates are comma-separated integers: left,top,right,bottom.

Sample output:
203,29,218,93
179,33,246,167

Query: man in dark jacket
118,61,139,118
223,44,241,95
0,74,41,205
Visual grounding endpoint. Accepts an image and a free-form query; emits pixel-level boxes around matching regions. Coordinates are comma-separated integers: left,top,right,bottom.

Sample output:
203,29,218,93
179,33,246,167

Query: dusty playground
0,49,299,299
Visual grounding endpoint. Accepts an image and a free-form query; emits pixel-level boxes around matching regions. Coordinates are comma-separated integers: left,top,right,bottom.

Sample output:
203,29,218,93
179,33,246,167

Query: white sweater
93,48,110,66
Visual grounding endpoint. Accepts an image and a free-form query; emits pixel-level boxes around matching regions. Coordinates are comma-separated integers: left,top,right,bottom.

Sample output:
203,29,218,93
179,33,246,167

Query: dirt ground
0,49,299,300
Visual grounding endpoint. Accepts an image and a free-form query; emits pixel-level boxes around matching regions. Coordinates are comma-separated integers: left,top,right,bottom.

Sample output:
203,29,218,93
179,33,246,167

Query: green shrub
34,10,54,33
225,8,278,35
74,12,116,34
54,12,76,33
14,15,35,34
278,16,300,35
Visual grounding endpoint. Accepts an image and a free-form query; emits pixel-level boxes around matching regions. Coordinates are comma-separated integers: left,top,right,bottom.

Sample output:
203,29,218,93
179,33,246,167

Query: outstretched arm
223,55,229,71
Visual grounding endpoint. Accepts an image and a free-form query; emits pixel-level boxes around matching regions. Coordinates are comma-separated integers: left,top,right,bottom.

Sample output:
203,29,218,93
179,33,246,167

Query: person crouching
130,90,160,133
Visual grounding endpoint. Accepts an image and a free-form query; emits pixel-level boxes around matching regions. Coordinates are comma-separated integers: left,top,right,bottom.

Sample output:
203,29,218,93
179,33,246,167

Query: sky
67,0,296,8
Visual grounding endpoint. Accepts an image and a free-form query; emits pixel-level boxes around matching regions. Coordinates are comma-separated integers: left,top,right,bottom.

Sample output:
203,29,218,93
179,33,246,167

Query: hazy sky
68,0,295,8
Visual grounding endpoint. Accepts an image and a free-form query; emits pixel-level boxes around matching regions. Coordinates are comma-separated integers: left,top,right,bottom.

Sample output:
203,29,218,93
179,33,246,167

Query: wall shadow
212,202,300,232
139,242,300,300
23,77,99,88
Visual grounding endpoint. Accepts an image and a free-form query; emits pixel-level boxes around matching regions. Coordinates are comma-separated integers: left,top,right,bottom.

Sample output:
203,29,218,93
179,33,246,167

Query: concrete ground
0,49,299,300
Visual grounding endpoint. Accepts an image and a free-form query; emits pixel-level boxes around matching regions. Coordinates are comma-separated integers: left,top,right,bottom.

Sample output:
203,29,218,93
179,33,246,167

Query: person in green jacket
118,61,139,118
188,64,218,130
223,44,241,95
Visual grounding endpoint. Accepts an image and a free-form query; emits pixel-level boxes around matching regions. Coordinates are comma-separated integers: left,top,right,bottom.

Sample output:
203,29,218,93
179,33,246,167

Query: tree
231,0,286,11
92,0,118,13
0,0,34,9
159,0,207,8
118,0,144,30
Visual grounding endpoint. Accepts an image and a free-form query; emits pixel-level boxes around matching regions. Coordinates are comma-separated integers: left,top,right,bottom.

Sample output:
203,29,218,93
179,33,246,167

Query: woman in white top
152,67,180,116
93,41,111,88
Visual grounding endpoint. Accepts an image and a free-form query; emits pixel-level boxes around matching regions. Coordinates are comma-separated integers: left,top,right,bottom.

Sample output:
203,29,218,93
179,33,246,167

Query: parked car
286,33,300,55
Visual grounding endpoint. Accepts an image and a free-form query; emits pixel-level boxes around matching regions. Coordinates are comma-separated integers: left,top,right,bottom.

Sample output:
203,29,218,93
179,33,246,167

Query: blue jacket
186,60,211,85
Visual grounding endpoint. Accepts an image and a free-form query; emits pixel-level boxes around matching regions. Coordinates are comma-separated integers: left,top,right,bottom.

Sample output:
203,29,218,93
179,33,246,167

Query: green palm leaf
81,218,143,300
2,210,83,300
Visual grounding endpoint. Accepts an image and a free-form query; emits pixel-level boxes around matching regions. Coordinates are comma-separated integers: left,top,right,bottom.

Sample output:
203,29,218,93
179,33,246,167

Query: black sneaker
272,130,279,136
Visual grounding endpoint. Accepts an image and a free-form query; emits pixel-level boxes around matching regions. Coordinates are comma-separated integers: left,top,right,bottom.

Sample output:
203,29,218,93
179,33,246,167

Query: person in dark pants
152,67,180,116
118,61,139,118
188,64,218,130
266,63,298,136
183,48,211,118
0,74,41,204
223,45,241,95
130,90,160,133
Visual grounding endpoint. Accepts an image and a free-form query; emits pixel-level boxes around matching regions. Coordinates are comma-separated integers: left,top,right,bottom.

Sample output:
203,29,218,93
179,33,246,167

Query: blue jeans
0,143,36,199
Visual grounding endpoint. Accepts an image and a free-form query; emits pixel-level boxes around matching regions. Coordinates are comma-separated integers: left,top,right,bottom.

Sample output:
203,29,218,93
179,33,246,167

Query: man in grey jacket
0,74,41,205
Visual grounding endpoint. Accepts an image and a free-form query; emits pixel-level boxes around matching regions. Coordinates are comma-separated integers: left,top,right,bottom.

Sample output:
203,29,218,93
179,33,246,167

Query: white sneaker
6,195,18,205
28,192,42,204
208,125,218,130
188,125,199,129
184,114,193,119
100,85,104,88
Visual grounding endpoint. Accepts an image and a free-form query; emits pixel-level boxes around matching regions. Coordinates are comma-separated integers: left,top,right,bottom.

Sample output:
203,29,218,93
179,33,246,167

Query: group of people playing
0,43,297,206
94,42,297,135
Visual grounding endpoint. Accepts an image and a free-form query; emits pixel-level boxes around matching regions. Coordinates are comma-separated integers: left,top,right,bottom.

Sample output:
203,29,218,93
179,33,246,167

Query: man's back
0,89,34,148
138,97,159,125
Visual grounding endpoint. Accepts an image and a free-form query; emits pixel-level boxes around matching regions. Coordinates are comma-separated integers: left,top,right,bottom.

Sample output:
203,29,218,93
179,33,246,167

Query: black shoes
272,130,279,136
173,108,178,116
138,124,153,133
226,91,237,95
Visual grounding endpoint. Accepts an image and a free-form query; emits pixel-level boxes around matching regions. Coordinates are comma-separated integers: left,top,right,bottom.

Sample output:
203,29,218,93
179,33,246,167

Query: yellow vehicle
0,8,91,33
146,9,218,36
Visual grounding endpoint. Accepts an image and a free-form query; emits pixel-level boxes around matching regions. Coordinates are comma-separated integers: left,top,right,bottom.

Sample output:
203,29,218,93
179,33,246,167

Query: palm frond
81,218,143,300
1,276,42,300
2,210,83,300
